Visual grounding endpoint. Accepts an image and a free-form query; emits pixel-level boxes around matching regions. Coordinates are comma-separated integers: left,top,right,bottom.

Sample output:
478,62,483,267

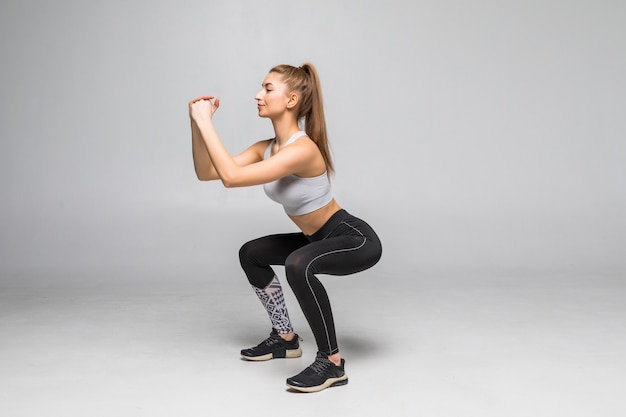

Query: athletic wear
262,131,332,216
239,209,382,355
240,329,302,361
286,351,348,392
242,130,382,383
252,275,293,334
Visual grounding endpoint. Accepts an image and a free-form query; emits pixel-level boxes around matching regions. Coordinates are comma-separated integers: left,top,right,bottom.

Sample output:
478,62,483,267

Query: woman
189,63,382,393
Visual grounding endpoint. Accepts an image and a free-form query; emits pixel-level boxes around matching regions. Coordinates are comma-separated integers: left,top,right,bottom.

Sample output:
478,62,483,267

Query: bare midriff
289,199,342,236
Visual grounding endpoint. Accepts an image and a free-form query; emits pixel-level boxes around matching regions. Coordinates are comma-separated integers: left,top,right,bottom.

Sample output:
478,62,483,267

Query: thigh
286,234,381,277
240,232,310,267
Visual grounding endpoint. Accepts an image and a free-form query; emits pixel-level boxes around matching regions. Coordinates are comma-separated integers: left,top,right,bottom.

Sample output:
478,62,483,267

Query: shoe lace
261,334,281,347
309,355,333,376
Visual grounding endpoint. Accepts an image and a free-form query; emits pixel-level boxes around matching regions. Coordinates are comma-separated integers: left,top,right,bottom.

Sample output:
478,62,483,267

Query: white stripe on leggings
304,221,366,354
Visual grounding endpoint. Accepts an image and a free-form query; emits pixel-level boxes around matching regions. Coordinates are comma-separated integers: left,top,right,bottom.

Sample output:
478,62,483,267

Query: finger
214,97,220,109
190,95,215,104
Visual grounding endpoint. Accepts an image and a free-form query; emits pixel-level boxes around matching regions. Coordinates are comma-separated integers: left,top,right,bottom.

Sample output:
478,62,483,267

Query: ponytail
269,63,334,175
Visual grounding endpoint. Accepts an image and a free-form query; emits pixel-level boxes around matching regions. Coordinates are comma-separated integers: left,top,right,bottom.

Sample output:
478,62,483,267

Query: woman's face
255,72,291,118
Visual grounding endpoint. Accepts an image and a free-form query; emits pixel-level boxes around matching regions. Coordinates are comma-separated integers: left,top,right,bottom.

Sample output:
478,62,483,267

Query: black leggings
239,209,382,355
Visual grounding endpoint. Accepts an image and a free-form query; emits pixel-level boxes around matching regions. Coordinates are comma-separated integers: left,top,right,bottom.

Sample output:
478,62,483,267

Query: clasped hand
189,95,220,124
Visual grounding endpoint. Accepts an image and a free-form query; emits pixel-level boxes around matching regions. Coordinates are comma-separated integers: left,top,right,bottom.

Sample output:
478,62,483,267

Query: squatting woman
189,63,382,393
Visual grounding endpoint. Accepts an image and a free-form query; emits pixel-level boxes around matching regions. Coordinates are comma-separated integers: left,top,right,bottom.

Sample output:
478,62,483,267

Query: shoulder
269,135,318,162
289,135,319,153
285,135,327,175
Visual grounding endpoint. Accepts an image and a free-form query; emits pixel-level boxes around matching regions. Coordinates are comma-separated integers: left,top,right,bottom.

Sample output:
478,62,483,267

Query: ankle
278,332,295,342
328,353,341,367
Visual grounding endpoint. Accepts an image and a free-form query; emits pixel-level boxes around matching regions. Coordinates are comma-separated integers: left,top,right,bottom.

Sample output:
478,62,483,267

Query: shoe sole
241,347,302,361
286,374,348,393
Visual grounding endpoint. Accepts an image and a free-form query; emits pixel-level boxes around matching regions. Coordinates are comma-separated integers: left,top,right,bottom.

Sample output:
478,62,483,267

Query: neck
271,115,301,145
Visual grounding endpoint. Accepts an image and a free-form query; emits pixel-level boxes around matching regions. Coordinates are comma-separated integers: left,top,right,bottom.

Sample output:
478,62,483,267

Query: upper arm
198,139,269,181
223,140,319,188
232,139,269,167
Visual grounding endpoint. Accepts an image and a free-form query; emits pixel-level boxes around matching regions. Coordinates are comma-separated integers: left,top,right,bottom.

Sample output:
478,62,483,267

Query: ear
286,92,299,109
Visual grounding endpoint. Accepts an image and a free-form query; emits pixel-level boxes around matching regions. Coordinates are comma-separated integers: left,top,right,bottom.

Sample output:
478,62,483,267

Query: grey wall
1,0,624,279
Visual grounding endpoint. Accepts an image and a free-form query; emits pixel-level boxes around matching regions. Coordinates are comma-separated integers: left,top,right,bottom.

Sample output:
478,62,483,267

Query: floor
1,210,624,416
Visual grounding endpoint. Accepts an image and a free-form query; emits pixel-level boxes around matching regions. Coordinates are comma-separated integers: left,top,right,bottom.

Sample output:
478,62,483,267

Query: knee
239,240,274,288
238,240,256,268
284,253,308,288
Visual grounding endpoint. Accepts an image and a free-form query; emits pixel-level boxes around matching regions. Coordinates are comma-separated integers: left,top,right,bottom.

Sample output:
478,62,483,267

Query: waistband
307,209,351,242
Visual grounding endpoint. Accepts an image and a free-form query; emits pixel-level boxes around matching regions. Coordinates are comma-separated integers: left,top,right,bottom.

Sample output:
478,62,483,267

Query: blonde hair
269,63,334,175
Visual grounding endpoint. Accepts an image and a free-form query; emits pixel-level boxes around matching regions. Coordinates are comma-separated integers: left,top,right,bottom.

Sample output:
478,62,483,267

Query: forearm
191,121,219,180
196,120,240,187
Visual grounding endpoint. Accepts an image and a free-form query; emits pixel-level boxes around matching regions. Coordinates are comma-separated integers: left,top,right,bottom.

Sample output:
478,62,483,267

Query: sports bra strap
285,130,307,145
264,131,307,159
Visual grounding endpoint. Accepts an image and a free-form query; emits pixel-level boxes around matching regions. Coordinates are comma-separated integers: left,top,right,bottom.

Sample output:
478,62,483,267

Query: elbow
195,168,217,182
220,177,236,188
216,166,243,188
195,171,211,181
219,172,241,188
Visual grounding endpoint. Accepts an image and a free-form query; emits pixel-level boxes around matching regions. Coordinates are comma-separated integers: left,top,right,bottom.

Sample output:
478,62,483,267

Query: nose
254,90,263,101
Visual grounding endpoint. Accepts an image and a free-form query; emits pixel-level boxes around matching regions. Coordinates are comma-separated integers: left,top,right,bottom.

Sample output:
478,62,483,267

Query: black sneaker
240,329,302,361
286,352,348,392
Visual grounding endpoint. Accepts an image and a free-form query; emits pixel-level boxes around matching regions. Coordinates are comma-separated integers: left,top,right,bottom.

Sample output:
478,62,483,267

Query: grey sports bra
262,131,332,216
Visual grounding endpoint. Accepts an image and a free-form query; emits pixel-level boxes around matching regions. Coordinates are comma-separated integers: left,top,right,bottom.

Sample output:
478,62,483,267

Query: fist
189,95,220,123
